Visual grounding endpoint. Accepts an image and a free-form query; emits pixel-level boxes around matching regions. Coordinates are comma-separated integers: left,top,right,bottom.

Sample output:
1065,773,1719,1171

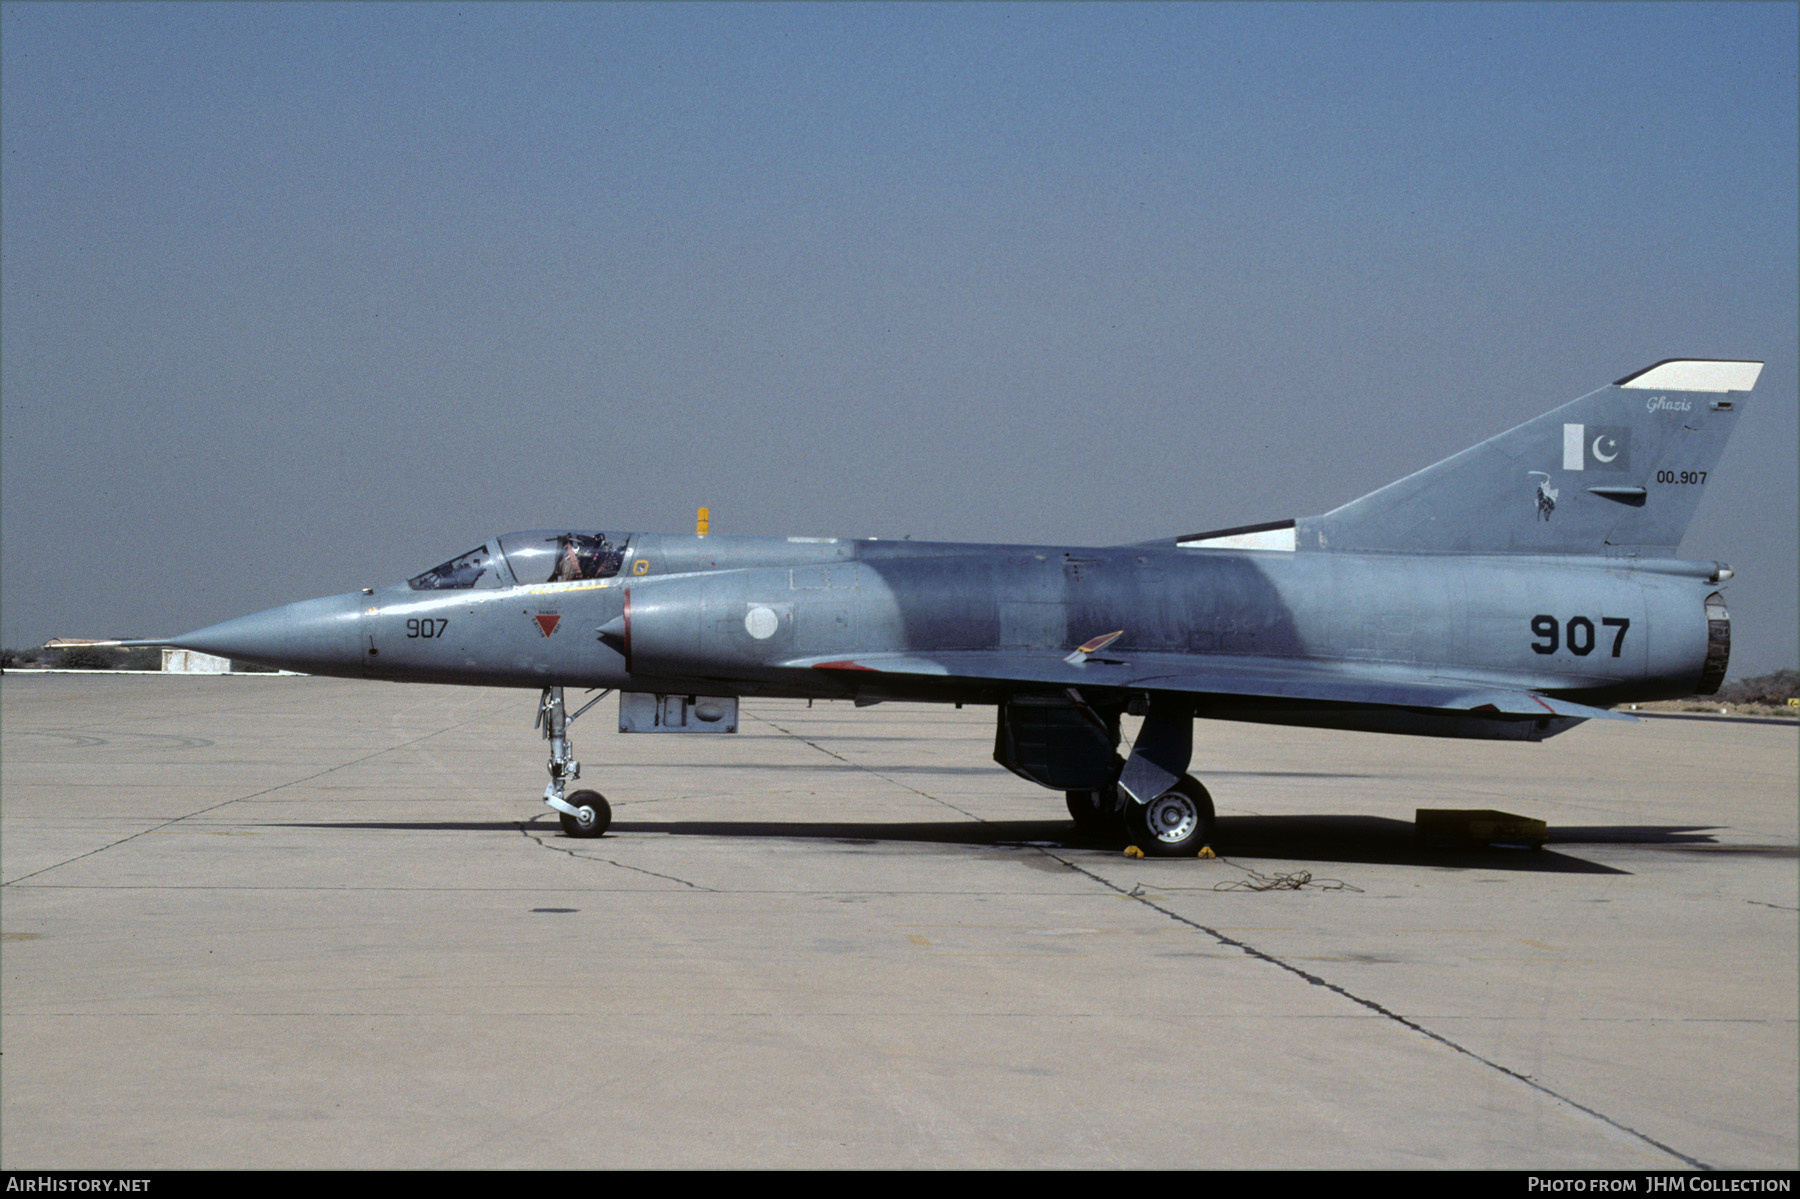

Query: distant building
162,648,230,673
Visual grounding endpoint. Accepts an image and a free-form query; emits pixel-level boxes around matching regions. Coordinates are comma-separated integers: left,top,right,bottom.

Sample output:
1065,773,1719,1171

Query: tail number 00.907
1531,615,1628,657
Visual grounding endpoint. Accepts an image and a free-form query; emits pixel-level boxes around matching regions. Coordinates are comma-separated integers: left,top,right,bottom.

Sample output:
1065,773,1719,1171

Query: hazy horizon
4,2,1795,675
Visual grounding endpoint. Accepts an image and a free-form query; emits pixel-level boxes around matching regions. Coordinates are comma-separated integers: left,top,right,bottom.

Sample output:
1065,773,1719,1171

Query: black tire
1124,776,1215,857
1065,786,1126,836
558,789,611,838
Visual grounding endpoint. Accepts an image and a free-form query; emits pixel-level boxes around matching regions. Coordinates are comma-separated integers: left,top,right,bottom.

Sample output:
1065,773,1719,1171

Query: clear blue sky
4,2,1795,673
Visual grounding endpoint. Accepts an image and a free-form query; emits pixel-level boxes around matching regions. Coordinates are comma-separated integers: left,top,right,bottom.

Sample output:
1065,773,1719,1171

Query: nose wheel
558,789,612,838
537,686,615,837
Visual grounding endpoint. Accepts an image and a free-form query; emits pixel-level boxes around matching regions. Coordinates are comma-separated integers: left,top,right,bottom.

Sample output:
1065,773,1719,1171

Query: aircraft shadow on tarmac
264,814,1749,875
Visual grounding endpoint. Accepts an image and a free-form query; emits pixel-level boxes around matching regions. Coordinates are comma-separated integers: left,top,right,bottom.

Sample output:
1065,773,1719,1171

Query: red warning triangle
533,613,561,637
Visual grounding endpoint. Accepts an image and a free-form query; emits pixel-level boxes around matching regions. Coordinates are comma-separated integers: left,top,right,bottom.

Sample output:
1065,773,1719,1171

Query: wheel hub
1146,794,1198,842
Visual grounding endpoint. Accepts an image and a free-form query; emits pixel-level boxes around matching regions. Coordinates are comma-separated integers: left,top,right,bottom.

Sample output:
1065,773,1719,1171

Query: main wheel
1125,776,1215,857
1065,786,1126,837
558,789,611,838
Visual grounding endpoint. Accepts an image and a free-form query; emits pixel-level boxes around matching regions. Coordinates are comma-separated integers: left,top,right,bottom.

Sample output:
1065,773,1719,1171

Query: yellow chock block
1197,846,1215,859
1123,845,1145,859
1416,809,1548,849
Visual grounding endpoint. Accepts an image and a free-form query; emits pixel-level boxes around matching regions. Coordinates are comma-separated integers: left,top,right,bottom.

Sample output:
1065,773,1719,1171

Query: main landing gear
998,692,1218,857
1066,775,1215,856
538,685,614,838
1065,784,1126,836
1123,775,1214,857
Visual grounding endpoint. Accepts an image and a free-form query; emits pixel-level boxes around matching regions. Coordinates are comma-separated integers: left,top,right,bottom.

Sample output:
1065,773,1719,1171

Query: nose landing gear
537,686,614,838
558,789,611,838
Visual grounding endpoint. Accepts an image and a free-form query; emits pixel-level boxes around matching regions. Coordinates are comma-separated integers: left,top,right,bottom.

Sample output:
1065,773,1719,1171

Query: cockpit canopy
407,545,498,590
407,531,632,591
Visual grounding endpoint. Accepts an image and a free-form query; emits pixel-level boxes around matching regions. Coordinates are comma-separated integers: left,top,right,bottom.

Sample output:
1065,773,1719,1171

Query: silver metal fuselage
224,532,1719,716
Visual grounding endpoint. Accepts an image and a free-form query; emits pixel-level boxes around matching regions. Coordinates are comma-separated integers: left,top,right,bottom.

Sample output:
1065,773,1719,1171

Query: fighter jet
113,358,1761,855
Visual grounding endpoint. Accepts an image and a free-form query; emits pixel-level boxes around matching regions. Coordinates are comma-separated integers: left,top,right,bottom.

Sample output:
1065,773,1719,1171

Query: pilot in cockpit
549,533,626,582
551,538,586,583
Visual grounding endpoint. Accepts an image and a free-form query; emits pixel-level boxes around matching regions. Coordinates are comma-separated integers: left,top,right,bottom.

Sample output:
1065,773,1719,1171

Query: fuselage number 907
1531,615,1629,657
406,618,450,639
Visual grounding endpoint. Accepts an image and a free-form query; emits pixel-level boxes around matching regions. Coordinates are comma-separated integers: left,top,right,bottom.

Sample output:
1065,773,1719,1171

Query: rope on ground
1212,865,1363,893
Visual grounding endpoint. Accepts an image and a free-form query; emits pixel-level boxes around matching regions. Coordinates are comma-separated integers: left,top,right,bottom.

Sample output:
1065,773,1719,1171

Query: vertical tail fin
1296,359,1763,556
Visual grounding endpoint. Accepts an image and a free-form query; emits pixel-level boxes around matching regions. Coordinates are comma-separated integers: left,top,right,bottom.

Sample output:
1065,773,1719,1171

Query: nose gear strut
537,686,614,837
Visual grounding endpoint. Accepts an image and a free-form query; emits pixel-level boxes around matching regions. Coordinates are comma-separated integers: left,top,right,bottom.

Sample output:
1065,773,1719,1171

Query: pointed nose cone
172,593,363,676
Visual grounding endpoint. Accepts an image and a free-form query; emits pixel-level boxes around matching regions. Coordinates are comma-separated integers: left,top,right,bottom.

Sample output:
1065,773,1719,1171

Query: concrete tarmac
2,672,1794,1170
